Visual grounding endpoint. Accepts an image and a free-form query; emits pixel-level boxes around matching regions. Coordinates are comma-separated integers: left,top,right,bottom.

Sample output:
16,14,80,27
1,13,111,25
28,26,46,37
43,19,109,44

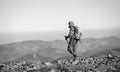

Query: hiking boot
72,58,79,65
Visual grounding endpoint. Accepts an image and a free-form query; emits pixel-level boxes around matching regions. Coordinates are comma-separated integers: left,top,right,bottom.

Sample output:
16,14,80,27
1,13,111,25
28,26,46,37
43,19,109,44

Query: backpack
74,26,82,40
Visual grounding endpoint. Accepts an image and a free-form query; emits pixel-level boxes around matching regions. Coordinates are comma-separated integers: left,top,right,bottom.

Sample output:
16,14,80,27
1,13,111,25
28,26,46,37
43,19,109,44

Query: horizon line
0,27,120,33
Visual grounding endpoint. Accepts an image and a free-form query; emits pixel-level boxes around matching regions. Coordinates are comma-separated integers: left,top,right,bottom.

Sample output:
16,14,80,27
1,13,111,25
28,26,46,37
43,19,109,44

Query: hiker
65,21,75,57
65,21,82,61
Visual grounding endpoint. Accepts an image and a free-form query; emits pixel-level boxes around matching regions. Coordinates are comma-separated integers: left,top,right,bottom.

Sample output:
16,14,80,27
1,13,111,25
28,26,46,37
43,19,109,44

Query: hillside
81,36,120,57
0,36,120,63
0,40,67,62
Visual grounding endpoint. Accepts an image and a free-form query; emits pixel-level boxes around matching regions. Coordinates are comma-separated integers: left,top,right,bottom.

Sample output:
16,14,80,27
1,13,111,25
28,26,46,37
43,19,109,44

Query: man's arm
65,26,74,43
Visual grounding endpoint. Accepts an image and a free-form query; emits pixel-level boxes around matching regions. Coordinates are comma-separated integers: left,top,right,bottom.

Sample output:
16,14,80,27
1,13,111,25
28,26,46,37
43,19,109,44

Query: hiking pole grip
64,36,68,44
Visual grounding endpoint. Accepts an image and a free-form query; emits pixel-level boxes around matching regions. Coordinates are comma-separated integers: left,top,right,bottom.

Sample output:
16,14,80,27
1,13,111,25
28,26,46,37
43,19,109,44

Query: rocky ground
0,54,120,72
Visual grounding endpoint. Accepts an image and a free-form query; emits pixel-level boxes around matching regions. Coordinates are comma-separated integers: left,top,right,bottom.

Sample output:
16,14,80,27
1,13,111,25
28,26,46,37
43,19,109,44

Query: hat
68,21,74,26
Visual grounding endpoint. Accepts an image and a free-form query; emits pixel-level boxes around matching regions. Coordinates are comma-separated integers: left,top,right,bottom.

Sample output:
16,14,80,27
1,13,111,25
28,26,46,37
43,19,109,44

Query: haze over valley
0,28,120,44
0,35,120,63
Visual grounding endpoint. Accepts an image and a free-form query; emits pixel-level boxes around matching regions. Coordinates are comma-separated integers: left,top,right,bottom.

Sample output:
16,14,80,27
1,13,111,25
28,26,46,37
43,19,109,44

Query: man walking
65,21,82,61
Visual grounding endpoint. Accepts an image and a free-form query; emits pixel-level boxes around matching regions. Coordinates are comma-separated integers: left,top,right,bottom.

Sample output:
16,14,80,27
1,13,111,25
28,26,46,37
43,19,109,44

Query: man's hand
64,36,69,44
64,36,68,40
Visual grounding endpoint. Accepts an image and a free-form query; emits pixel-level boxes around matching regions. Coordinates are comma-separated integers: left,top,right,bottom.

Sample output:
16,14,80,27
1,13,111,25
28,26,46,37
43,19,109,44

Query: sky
0,0,120,32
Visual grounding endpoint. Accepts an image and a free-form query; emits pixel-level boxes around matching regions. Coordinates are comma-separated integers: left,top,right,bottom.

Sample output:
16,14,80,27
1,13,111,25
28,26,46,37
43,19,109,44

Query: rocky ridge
0,54,120,72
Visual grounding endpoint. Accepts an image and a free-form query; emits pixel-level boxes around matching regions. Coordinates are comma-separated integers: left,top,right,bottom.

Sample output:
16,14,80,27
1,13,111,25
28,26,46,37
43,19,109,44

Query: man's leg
67,40,73,55
72,40,79,60
67,45,73,55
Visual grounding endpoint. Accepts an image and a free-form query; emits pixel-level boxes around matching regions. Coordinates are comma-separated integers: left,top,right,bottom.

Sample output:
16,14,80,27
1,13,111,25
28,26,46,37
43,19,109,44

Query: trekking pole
79,33,82,43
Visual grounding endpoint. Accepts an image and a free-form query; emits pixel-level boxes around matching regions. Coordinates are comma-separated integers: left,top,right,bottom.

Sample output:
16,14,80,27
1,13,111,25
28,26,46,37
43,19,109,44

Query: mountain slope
81,37,120,57
0,36,120,63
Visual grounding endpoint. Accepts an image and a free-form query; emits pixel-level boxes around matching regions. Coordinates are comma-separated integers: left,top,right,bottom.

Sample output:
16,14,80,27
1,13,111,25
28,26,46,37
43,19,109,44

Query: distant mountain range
0,28,120,44
81,36,120,57
0,36,120,63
